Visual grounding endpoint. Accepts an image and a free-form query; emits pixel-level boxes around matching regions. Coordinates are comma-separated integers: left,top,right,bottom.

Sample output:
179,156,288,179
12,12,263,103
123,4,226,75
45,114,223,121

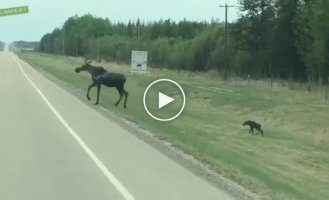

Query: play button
158,92,175,109
143,79,186,122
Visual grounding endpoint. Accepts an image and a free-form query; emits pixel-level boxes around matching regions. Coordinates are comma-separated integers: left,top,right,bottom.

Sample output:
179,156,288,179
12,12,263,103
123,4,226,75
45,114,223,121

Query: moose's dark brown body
94,72,126,87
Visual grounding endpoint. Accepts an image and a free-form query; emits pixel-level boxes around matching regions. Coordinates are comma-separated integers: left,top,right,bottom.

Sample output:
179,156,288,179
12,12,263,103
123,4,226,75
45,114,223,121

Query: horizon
0,0,239,43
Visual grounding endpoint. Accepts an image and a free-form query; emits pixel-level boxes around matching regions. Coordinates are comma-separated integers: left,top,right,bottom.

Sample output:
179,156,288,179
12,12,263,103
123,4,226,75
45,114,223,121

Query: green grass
18,52,329,200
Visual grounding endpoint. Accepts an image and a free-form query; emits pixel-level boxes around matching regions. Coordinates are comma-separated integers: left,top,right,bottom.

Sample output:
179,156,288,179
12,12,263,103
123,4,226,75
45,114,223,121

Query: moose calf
243,120,264,136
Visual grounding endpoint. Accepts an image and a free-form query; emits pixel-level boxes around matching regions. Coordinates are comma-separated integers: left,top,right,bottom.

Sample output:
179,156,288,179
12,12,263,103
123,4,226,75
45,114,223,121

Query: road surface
0,47,234,200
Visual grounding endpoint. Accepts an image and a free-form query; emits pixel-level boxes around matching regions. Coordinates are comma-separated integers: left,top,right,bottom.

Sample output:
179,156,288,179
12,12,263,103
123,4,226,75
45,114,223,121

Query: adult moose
75,59,128,108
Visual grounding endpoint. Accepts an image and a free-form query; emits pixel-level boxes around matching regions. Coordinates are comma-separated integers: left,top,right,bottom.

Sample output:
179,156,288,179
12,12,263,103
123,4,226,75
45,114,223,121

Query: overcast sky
1,0,239,43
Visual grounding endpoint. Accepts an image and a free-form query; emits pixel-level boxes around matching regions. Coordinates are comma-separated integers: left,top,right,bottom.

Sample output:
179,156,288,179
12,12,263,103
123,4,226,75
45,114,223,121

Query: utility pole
96,31,109,63
62,38,65,55
219,3,235,50
75,34,78,56
97,37,100,62
136,18,141,49
219,3,235,79
47,37,50,53
137,25,140,48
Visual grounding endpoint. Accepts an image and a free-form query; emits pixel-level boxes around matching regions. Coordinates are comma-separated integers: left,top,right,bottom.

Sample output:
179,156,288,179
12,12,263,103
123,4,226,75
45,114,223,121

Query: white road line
11,54,135,200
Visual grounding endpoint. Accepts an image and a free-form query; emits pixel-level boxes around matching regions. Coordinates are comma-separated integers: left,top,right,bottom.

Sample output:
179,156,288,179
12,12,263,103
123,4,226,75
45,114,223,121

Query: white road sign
131,50,148,72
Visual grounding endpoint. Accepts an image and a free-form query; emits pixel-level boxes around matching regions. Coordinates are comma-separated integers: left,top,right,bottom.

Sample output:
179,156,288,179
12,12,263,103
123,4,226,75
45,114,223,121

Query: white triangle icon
158,92,175,109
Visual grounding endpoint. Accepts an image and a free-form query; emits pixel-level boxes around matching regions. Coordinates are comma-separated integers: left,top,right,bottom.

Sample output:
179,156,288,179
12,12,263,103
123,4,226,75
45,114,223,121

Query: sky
0,0,239,43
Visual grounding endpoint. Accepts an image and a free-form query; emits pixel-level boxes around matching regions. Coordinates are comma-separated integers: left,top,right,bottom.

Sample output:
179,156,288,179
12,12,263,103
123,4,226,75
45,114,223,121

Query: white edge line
11,54,135,200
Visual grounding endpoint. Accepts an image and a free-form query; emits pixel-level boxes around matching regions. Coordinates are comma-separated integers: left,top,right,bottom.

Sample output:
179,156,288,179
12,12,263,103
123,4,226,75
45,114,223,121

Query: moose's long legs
95,84,101,105
87,82,97,100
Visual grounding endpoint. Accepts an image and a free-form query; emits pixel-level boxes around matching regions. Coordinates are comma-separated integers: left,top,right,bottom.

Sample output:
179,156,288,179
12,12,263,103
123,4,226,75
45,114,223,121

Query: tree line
13,41,39,49
0,41,4,51
38,0,329,84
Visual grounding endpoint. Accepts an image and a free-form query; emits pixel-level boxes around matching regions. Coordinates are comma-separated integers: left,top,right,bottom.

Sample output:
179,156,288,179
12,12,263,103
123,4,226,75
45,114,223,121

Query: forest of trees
13,41,39,49
0,41,5,51
38,0,329,84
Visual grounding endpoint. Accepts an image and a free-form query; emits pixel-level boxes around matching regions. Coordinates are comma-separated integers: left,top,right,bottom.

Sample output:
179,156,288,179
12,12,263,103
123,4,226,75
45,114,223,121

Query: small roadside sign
0,6,29,17
131,50,148,73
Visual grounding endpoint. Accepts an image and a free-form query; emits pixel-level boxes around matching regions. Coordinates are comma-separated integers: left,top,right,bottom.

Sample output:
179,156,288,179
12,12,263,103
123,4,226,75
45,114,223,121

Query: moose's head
243,120,251,126
75,59,92,73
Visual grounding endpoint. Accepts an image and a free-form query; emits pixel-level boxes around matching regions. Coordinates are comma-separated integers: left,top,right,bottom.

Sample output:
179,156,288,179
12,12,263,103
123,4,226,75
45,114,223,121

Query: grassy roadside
18,52,329,200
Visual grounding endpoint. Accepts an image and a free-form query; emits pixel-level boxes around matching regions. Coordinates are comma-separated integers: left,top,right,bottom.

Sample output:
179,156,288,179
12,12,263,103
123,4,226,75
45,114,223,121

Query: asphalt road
0,47,234,200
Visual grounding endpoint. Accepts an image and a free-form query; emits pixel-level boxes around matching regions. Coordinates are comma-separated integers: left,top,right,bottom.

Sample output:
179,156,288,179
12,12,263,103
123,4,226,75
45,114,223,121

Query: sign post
131,50,148,73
